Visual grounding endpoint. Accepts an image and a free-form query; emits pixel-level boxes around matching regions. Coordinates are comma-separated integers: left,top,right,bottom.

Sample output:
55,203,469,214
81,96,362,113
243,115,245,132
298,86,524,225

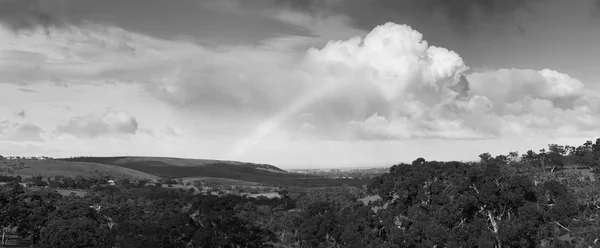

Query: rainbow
227,76,340,159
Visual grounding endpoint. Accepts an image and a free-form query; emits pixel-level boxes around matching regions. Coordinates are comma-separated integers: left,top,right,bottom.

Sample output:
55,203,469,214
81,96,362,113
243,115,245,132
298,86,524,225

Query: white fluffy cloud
467,69,585,110
466,69,600,137
301,23,600,141
305,23,468,101
56,110,138,138
303,23,488,140
0,121,43,141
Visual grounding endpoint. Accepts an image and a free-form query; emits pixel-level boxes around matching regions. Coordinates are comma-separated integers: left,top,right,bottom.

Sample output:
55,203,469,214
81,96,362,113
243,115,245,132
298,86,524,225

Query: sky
1,0,599,169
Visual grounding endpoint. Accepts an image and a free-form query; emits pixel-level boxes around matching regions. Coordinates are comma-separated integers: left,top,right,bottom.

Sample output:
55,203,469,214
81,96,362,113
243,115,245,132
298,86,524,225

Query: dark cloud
0,0,536,36
0,0,68,31
15,110,26,118
449,75,471,98
273,0,331,14
367,0,534,35
593,0,600,17
271,0,534,35
421,0,533,32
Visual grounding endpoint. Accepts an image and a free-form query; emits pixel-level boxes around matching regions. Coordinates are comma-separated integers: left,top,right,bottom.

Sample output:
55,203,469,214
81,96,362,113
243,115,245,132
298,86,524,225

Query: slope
12,159,159,180
59,156,366,187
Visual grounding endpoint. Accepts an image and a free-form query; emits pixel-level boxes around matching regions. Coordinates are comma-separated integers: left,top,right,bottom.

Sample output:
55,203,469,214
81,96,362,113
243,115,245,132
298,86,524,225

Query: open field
181,177,261,186
13,160,159,181
0,157,371,188
59,156,367,187
60,157,294,180
242,192,281,198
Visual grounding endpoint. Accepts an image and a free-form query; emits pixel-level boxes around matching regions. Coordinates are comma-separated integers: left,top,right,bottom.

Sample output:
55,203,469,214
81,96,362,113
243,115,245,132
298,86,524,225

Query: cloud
15,110,25,118
344,65,600,141
3,21,599,144
304,23,468,101
0,24,305,118
201,0,365,45
295,23,471,137
0,0,68,31
465,69,600,137
0,121,43,141
300,22,600,141
467,69,585,111
18,88,37,93
260,0,534,34
139,126,179,139
56,110,138,138
405,0,533,33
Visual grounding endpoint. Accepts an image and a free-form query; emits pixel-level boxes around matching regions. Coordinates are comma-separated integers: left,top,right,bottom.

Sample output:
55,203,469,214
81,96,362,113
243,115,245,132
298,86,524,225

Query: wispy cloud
18,88,37,93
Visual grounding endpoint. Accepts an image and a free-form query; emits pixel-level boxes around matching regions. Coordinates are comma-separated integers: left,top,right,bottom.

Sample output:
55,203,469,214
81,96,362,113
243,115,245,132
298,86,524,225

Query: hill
59,156,288,179
12,159,159,180
58,156,369,187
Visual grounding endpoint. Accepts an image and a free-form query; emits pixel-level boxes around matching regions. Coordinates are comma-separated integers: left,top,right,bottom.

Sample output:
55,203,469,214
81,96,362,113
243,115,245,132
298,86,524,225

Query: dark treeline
1,139,600,247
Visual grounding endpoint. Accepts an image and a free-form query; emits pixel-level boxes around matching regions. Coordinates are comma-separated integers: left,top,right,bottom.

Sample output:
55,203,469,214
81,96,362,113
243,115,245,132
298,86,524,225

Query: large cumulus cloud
299,23,474,139
301,22,600,140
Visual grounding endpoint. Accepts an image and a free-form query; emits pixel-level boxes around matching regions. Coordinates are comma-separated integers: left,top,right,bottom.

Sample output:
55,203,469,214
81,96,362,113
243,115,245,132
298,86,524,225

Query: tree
298,201,341,247
0,182,26,245
190,195,276,248
508,151,519,162
411,157,426,166
365,158,579,248
15,190,62,246
39,199,115,248
0,158,25,175
547,144,567,172
479,153,493,163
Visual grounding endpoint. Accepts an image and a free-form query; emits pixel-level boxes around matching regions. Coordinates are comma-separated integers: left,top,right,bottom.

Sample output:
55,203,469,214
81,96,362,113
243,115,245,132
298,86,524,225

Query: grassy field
242,192,281,199
13,160,159,181
181,177,261,186
58,156,366,187
4,156,368,188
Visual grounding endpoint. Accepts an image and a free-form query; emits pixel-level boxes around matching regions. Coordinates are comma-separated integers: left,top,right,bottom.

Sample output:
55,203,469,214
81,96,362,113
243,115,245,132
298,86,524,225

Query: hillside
59,156,288,178
12,159,159,180
57,156,363,187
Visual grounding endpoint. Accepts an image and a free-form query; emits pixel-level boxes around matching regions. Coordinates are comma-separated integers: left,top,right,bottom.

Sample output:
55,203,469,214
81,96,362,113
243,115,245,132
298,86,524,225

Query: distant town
289,167,389,179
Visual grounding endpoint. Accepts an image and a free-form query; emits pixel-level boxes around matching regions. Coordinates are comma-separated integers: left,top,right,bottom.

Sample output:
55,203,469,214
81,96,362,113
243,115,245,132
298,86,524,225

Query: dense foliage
1,139,600,247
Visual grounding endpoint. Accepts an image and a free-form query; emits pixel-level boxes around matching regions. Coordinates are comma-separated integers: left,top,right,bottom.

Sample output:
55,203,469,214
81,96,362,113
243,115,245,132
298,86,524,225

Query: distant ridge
59,156,287,172
2,156,372,187
9,159,159,180
57,156,356,187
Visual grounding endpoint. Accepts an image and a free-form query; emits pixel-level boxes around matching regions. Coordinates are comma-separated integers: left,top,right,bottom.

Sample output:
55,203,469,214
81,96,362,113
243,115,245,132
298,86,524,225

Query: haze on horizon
1,0,600,169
